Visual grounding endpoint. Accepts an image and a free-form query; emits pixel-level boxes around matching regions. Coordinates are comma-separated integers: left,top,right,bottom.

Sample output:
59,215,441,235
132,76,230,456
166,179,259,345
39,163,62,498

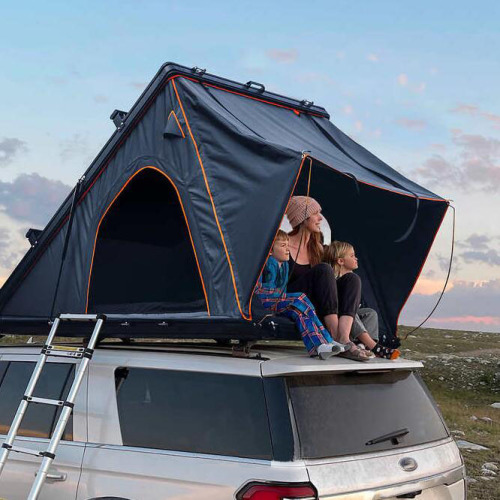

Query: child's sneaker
317,342,343,360
371,343,400,360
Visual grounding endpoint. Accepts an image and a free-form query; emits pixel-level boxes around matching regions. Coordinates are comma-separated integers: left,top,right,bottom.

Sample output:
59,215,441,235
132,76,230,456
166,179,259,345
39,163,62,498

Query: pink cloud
343,105,353,115
400,279,500,333
130,82,147,90
396,118,427,130
413,82,426,94
367,53,379,62
397,73,408,86
266,49,298,64
428,315,500,326
413,277,455,295
295,72,335,85
414,131,500,192
451,102,500,129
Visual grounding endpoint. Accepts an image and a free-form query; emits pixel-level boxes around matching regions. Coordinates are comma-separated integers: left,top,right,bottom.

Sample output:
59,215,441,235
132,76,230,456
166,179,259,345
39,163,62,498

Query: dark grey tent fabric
0,63,447,340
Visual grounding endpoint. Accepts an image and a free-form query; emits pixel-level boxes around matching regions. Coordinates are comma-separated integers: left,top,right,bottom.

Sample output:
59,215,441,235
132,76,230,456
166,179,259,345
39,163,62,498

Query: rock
483,463,499,472
481,476,494,481
491,402,500,409
439,376,444,381
451,430,465,437
481,469,497,477
470,415,478,421
456,440,489,451
480,417,493,424
466,477,478,484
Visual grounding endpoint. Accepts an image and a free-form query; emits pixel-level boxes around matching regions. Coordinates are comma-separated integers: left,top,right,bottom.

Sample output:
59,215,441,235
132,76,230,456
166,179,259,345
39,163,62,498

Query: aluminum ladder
0,313,106,500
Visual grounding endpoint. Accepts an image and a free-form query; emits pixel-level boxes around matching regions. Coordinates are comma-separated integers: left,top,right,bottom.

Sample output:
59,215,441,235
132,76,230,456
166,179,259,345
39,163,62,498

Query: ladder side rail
27,317,105,500
0,318,61,475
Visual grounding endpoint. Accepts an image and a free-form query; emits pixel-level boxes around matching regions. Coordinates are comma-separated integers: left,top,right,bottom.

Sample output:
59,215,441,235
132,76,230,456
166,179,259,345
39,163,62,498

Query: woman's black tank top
288,256,311,285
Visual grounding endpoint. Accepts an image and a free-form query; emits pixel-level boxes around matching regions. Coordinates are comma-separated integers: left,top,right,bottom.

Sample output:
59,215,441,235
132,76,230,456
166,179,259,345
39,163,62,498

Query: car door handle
34,471,67,481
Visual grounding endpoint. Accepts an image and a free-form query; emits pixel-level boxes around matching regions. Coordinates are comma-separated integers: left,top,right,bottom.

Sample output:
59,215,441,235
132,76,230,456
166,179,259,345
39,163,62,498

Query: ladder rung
6,445,43,458
59,313,101,321
25,396,65,407
43,345,85,358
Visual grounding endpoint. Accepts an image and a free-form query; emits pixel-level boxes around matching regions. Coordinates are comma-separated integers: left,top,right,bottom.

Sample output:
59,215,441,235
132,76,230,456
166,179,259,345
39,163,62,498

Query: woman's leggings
288,263,362,321
257,291,333,355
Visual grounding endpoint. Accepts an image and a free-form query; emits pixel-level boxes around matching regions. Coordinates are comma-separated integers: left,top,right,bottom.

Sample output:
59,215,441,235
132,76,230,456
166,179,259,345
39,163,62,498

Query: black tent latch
26,228,43,247
300,99,314,107
246,81,265,93
192,67,206,77
110,109,128,129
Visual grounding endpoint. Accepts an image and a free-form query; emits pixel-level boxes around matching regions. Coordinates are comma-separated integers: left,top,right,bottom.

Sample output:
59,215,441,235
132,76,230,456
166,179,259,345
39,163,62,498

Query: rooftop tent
0,63,448,340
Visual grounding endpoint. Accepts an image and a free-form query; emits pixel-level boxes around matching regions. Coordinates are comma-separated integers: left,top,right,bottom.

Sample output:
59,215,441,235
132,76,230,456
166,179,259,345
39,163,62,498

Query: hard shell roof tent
0,63,448,342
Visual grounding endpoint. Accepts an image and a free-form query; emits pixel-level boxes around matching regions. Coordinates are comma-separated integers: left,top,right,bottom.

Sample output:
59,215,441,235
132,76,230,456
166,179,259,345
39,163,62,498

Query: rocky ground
399,326,500,500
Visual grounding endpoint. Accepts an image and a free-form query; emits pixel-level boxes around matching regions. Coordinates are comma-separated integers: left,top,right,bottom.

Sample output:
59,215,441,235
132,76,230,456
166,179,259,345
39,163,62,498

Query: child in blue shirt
256,230,344,359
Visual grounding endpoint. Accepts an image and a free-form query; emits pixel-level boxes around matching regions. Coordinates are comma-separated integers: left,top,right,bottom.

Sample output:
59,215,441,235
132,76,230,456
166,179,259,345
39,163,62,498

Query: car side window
115,368,273,460
0,361,74,440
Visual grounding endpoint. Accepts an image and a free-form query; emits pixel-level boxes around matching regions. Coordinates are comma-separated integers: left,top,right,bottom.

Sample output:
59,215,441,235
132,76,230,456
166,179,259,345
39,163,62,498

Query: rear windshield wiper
366,428,409,446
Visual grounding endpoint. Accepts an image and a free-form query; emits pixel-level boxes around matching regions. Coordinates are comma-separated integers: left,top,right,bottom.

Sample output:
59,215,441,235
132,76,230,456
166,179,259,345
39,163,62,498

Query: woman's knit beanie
286,196,322,228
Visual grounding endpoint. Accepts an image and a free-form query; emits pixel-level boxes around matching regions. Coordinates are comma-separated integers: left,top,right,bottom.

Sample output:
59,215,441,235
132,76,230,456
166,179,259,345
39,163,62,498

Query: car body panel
305,439,463,498
0,351,87,500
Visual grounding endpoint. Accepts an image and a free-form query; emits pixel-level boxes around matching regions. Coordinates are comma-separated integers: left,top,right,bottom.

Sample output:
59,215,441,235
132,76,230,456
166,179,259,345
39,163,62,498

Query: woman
286,196,371,361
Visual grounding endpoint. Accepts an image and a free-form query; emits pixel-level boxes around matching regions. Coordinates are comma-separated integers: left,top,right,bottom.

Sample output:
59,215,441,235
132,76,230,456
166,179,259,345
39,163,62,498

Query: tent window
88,168,206,314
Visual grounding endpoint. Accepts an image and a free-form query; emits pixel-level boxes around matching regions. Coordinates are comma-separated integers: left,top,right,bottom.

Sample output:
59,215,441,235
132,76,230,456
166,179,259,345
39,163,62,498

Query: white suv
0,341,465,499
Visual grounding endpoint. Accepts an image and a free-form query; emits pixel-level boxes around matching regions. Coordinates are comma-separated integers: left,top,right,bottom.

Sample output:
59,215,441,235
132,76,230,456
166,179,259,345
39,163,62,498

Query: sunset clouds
0,138,27,167
414,131,500,192
0,173,71,226
401,279,500,332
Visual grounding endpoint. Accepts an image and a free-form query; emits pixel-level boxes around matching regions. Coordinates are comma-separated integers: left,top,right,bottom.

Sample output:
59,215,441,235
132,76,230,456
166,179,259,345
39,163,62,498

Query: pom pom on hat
286,196,322,228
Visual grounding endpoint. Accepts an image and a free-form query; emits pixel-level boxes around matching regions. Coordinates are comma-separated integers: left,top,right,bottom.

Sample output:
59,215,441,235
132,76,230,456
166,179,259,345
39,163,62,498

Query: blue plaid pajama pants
256,290,333,355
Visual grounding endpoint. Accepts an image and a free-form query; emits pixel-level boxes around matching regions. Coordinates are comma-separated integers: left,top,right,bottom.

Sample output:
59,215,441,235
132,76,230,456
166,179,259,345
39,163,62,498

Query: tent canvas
0,63,448,342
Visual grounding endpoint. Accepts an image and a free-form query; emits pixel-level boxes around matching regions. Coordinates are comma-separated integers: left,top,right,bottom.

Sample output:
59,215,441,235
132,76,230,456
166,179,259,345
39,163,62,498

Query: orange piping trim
168,110,186,139
247,154,308,315
85,166,210,315
172,79,251,320
314,157,448,203
394,203,449,337
202,81,321,116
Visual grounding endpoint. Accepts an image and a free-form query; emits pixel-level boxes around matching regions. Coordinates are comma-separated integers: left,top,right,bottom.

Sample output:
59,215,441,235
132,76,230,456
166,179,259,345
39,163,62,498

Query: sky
0,0,499,332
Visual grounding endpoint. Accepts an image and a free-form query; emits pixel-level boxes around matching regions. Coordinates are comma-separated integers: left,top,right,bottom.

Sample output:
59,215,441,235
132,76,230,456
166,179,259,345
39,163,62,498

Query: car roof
0,341,422,377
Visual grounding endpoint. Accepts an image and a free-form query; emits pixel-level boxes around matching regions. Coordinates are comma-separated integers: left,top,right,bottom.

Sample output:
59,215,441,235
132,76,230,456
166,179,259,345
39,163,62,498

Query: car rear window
288,370,449,459
115,368,275,460
0,361,74,440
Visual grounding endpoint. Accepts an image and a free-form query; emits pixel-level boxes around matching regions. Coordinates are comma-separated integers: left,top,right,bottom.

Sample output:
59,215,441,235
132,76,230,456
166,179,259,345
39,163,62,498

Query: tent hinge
110,109,128,129
300,99,314,107
232,340,257,358
191,67,206,77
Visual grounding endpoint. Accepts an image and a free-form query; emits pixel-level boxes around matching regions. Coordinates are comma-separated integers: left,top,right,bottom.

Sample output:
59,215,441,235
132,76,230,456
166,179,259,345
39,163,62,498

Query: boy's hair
323,241,353,277
275,229,289,242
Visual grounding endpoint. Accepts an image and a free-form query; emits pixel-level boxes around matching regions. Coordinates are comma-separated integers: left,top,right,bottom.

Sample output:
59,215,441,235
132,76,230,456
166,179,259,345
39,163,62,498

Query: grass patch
401,326,500,500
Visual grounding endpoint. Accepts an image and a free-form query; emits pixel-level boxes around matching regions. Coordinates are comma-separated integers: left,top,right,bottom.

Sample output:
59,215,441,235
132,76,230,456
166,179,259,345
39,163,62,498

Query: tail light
236,481,317,500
